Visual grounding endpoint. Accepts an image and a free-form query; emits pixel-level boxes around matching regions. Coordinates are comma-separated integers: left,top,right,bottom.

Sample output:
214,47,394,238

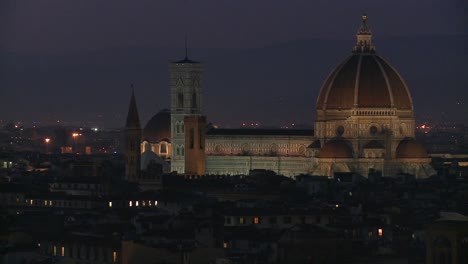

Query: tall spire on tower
353,13,375,53
126,84,141,128
174,35,199,64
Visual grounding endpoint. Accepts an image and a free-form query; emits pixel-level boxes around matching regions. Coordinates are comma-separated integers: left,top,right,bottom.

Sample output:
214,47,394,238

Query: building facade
134,15,435,179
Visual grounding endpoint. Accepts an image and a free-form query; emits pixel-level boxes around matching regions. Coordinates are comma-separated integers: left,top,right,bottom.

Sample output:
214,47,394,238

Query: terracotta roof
316,54,413,111
396,138,428,159
318,140,353,159
142,109,171,142
308,140,321,149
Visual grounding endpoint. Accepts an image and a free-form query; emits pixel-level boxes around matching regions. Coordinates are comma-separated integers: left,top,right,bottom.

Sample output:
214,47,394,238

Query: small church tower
170,43,204,174
125,88,142,181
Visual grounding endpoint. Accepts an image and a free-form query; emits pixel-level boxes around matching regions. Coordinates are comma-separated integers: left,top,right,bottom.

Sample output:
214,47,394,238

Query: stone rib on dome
316,54,413,111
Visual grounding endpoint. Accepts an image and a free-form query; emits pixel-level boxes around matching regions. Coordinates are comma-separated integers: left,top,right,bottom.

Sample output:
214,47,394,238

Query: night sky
1,0,467,128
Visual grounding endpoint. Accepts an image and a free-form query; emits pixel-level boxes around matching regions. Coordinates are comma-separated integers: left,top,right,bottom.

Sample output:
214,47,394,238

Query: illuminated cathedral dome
316,15,413,111
142,109,171,142
396,138,428,159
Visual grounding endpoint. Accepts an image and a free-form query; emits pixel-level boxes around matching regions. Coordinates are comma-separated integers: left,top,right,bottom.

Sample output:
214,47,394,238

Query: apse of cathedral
126,15,436,179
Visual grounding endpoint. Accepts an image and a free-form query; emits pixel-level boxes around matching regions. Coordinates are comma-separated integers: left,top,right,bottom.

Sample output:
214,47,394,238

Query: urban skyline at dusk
1,2,468,264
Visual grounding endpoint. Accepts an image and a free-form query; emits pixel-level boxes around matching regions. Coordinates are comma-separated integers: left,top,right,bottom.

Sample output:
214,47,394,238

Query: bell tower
125,87,142,181
170,46,203,174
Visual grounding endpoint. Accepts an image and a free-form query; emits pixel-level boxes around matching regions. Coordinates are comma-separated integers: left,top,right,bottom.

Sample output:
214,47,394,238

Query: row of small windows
208,144,306,155
48,244,117,263
26,199,91,208
125,200,158,207
352,110,395,116
225,216,296,225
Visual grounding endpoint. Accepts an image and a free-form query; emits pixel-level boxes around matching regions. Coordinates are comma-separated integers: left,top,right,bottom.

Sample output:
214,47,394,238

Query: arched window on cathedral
192,92,197,109
181,145,185,156
160,143,167,154
178,93,184,108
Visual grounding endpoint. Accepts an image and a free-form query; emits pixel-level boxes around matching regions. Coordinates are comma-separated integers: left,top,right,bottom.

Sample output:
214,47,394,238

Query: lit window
37,243,40,247
160,143,167,154
148,201,152,206
136,201,139,207
142,201,146,206
129,201,133,207
239,217,245,224
113,251,117,263
378,228,383,237
44,200,48,206
254,217,260,224
61,246,64,256
223,242,228,249
335,204,339,208
109,201,112,208
53,246,57,256
155,201,158,206
49,201,52,206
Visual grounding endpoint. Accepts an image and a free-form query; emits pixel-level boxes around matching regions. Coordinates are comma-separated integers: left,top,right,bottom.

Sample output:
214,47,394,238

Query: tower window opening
189,128,194,149
192,93,197,109
178,93,184,108
199,128,203,149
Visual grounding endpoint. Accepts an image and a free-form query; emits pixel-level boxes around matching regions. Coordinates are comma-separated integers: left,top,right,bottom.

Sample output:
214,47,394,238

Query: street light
44,138,51,153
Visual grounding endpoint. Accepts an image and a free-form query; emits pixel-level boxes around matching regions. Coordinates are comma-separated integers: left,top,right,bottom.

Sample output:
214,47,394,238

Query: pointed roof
126,88,141,129
357,13,372,35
